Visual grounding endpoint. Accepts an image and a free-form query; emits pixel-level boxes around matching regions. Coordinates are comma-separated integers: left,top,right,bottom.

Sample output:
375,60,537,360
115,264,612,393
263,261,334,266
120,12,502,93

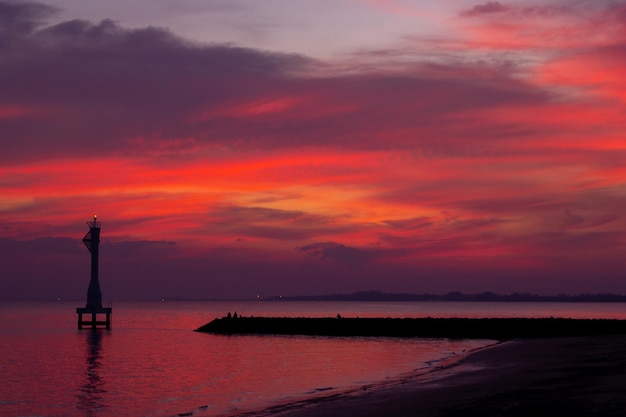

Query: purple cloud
297,242,378,265
0,0,555,164
0,0,59,36
461,2,510,17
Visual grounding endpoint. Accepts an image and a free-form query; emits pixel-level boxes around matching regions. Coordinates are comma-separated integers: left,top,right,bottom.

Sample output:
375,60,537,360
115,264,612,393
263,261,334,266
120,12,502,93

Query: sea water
2,300,625,417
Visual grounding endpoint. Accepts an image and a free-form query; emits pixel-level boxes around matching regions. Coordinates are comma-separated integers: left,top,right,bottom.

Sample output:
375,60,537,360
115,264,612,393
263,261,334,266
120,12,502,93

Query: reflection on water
78,330,108,416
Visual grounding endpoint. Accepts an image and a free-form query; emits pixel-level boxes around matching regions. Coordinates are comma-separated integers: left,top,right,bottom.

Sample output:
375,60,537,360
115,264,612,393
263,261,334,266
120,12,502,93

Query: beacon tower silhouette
76,215,112,329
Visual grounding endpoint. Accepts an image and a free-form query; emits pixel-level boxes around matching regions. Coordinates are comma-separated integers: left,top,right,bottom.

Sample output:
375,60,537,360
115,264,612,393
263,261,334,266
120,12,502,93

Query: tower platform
76,306,112,329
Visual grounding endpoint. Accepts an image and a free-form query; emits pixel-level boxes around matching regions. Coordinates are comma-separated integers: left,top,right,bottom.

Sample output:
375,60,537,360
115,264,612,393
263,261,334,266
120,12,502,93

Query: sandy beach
240,335,626,417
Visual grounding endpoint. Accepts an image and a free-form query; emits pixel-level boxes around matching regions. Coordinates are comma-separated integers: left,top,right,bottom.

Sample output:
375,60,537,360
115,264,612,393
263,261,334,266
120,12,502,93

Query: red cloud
2,1,626,298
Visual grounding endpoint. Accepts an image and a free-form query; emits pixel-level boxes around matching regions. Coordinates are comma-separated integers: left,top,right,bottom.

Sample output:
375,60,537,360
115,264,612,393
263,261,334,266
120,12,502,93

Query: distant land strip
266,290,626,302
195,317,626,340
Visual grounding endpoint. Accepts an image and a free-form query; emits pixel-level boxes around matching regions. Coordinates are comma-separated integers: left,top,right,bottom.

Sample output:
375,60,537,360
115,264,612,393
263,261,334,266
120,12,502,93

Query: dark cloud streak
207,206,354,241
460,2,510,17
0,0,59,36
297,242,378,265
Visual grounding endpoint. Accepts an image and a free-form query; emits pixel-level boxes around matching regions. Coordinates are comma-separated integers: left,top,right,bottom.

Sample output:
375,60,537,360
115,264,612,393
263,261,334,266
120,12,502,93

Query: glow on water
2,300,626,417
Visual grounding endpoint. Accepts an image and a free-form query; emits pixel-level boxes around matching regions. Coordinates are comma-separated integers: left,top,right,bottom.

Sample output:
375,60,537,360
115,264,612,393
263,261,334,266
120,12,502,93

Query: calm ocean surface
2,300,626,417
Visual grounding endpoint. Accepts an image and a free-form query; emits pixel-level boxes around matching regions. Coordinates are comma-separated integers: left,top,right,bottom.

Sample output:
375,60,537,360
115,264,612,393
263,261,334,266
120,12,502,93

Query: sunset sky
1,0,625,300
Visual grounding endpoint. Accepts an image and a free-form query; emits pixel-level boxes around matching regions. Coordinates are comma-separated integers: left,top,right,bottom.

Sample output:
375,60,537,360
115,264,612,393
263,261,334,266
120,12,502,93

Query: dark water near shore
2,300,625,417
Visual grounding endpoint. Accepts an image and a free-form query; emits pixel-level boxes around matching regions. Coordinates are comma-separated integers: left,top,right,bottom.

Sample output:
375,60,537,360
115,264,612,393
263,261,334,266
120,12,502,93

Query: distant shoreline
265,290,626,303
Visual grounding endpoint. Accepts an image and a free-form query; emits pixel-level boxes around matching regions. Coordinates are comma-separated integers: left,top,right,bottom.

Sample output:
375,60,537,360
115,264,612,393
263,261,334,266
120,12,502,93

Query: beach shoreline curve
226,335,626,417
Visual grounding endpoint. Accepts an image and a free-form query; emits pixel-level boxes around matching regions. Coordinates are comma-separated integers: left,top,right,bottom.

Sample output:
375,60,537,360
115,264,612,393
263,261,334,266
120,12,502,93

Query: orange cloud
2,0,626,298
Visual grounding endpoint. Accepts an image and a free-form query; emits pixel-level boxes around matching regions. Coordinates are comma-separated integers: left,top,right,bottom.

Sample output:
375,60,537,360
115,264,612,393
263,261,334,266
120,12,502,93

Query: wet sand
240,336,626,417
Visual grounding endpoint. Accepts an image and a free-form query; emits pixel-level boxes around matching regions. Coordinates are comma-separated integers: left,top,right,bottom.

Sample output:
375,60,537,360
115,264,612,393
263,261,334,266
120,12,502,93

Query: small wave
306,386,334,394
